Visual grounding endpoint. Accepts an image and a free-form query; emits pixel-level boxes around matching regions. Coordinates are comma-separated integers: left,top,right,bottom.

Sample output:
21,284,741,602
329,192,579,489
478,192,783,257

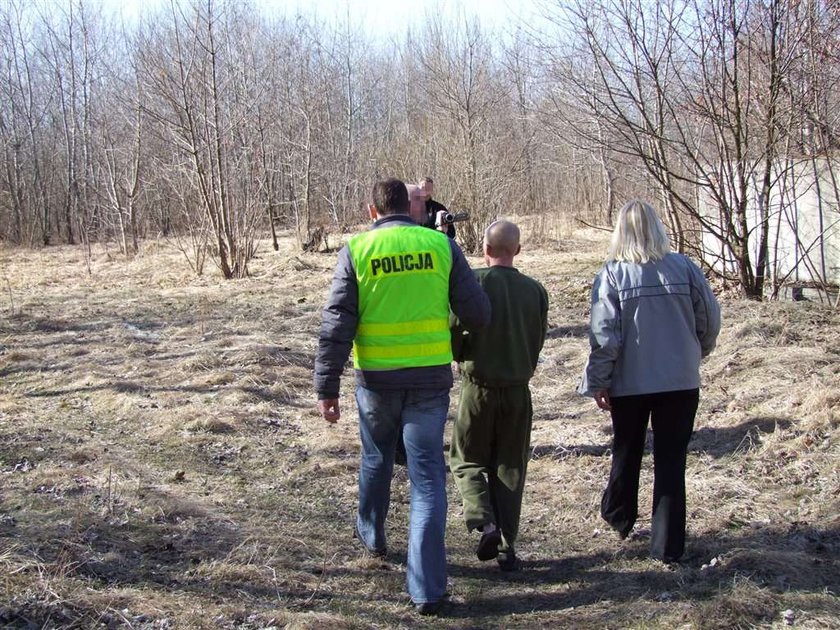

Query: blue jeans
355,386,449,604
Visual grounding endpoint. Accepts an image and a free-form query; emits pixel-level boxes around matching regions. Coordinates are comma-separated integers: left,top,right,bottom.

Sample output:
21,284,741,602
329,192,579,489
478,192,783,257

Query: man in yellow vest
315,178,490,615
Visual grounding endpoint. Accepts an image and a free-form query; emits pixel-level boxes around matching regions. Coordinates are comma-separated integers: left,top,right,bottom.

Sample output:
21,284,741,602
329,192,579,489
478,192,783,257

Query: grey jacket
578,253,721,397
314,215,491,399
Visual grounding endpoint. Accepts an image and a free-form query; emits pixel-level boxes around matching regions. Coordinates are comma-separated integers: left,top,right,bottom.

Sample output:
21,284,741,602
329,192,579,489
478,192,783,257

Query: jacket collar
372,214,418,229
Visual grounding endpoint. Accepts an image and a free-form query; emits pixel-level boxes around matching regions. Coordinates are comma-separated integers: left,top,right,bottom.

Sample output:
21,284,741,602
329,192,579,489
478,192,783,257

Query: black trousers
601,388,699,562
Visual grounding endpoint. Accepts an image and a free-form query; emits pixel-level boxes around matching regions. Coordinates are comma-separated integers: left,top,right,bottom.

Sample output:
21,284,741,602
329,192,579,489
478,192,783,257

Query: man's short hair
484,220,520,257
372,178,409,216
420,176,434,185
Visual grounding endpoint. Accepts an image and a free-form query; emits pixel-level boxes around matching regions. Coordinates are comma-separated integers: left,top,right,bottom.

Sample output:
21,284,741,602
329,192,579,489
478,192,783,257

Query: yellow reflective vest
348,225,453,370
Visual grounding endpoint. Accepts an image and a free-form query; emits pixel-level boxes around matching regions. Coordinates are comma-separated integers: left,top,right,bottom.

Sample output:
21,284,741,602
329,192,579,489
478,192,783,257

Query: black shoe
497,550,521,572
607,522,633,540
353,525,387,558
476,528,502,561
415,600,442,615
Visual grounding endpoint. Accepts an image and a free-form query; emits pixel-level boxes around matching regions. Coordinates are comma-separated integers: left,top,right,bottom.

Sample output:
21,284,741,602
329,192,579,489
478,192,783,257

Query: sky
266,0,546,33
104,0,551,39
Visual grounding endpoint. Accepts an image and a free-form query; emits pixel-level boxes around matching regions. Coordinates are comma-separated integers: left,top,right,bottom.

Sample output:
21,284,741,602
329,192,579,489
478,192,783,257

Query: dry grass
0,229,838,629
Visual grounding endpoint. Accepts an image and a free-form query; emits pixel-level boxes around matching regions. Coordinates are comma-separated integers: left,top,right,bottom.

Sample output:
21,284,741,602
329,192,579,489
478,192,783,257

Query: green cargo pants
449,376,533,553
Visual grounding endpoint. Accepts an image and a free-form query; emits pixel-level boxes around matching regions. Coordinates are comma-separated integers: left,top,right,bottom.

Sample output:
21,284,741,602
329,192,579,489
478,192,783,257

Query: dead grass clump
800,388,840,428
242,344,314,369
282,611,358,630
180,351,227,372
0,544,34,590
1,350,32,363
189,560,272,584
291,458,357,482
721,548,835,591
123,342,153,359
67,449,98,465
88,387,150,420
185,417,237,434
777,590,840,627
692,578,778,629
139,488,211,523
202,370,238,387
731,319,788,343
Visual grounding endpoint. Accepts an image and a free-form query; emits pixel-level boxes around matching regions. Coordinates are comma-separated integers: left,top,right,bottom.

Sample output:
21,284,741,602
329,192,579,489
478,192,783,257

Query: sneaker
476,525,502,561
497,550,521,572
415,601,443,616
353,525,387,558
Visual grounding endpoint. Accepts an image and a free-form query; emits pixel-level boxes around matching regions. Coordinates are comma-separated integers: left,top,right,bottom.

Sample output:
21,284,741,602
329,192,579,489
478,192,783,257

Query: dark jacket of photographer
314,215,490,400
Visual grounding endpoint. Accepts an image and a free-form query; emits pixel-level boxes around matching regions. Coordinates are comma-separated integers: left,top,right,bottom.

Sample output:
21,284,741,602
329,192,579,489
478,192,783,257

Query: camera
438,211,470,226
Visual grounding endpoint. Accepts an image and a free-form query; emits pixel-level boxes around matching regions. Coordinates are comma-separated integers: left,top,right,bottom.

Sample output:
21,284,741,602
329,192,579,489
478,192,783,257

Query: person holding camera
314,178,490,615
419,177,456,239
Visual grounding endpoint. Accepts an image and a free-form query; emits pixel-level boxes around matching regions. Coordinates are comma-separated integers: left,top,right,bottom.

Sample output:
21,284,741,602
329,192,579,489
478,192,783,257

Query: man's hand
319,398,341,423
594,389,612,411
434,210,448,232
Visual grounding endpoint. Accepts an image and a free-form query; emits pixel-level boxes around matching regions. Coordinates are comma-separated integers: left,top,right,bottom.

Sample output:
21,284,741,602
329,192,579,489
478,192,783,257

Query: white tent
700,157,840,299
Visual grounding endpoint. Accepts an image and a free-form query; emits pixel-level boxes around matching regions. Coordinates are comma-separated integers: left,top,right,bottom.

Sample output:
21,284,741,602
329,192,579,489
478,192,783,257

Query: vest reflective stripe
356,318,450,337
348,225,453,370
354,340,452,362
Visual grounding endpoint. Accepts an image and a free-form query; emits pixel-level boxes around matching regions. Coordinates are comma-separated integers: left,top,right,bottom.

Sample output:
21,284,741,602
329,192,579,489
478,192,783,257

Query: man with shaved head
449,219,549,572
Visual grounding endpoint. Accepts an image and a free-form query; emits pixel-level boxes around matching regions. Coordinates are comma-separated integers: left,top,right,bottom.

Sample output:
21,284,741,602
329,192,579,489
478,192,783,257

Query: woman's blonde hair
607,199,672,263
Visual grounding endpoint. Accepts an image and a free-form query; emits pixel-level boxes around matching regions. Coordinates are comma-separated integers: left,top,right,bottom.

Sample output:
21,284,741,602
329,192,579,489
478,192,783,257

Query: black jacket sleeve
448,241,491,330
313,246,357,399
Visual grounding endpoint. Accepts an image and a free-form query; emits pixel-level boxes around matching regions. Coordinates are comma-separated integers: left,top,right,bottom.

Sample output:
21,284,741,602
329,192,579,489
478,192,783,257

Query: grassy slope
0,230,837,629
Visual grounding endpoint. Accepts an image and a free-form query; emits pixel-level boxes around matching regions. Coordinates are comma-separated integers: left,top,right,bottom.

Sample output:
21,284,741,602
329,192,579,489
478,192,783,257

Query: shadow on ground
441,523,840,626
530,416,793,462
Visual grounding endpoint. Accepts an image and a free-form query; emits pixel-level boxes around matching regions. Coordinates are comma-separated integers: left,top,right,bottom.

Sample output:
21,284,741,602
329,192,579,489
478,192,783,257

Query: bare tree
414,15,507,251
544,0,814,299
0,1,52,245
138,0,262,278
98,63,143,257
0,0,835,293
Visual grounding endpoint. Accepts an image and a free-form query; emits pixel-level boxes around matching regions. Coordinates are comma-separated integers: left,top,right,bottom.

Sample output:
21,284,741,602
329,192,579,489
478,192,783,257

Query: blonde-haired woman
579,199,721,563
